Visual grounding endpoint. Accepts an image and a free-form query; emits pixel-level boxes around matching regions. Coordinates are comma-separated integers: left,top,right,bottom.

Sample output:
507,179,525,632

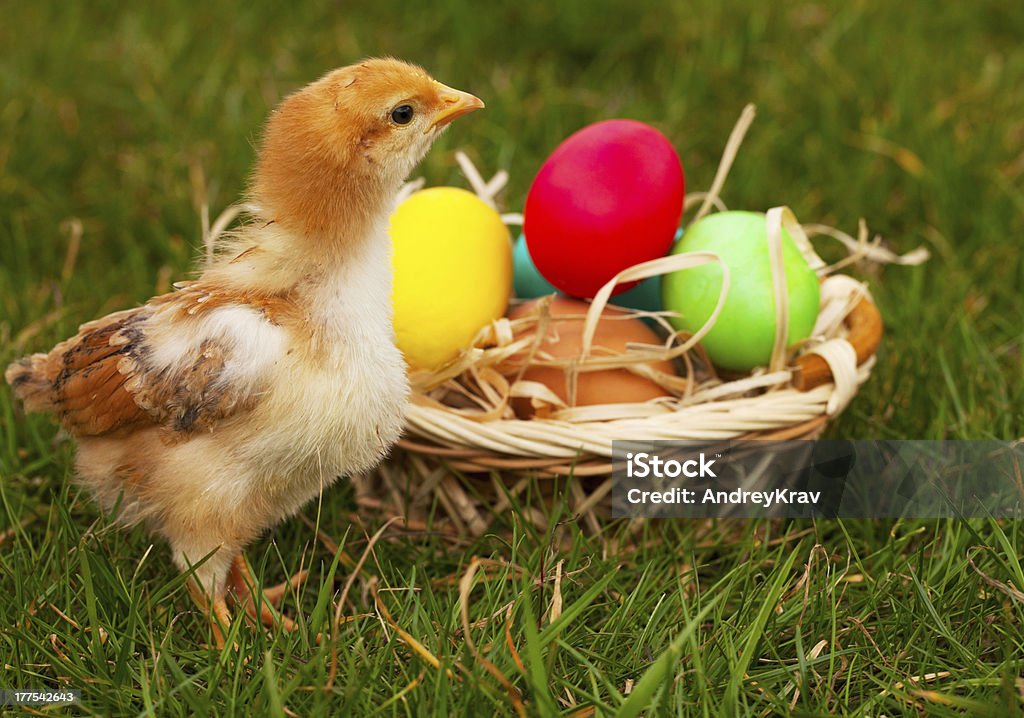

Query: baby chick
6,58,483,647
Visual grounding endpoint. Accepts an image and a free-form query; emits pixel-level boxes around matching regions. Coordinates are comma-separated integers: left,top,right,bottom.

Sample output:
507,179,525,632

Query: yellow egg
390,187,512,371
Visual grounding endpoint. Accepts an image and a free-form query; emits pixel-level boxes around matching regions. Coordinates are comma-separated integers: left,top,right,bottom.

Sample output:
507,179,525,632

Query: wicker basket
352,106,928,537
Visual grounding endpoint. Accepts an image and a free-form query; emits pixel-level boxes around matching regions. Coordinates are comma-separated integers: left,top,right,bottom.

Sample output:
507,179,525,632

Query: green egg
662,211,820,371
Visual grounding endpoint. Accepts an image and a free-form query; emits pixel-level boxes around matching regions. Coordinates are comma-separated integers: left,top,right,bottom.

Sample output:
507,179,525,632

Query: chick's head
253,58,483,238
341,58,484,179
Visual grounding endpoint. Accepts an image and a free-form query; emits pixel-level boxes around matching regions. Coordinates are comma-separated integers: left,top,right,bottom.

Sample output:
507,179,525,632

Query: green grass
2,1,1023,715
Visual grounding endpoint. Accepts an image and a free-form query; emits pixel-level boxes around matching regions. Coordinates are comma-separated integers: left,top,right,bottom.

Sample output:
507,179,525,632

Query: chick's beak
426,82,485,133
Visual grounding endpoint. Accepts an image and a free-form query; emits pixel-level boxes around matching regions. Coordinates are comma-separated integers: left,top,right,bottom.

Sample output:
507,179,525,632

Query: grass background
1,1,1022,715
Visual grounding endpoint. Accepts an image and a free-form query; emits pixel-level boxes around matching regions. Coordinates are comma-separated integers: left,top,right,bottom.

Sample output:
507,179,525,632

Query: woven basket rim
397,259,883,470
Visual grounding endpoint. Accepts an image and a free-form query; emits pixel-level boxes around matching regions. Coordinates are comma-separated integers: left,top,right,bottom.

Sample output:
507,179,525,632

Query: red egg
524,119,684,299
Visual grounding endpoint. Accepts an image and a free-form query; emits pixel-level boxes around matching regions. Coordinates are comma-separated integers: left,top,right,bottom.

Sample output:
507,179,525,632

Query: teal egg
608,228,682,313
609,271,662,312
513,233,558,298
514,230,679,312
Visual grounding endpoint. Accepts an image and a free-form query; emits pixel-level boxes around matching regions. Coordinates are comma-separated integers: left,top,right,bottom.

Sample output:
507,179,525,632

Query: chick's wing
14,283,294,439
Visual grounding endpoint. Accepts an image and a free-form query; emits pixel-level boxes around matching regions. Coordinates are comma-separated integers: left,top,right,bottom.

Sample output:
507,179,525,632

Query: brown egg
505,296,675,414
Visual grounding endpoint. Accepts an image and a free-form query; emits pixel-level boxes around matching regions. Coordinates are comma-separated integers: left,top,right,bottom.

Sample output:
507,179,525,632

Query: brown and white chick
5,58,483,648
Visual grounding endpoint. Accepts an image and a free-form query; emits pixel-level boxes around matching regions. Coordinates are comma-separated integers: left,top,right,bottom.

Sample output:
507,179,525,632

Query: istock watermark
625,451,718,478
612,440,1024,519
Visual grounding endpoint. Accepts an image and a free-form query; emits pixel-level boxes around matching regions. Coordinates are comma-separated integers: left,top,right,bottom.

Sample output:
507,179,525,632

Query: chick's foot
226,554,306,632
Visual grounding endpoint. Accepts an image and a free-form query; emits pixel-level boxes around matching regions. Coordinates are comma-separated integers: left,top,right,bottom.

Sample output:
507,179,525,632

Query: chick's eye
390,105,414,125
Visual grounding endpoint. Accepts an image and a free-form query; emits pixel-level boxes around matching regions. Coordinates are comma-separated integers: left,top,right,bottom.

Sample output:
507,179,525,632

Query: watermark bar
612,440,1024,518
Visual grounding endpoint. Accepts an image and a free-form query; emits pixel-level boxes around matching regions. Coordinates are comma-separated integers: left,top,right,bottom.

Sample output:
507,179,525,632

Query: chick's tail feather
5,354,57,413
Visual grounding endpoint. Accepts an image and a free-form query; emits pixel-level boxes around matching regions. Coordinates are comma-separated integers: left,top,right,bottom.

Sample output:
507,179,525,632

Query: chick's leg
179,548,238,650
225,555,303,632
164,487,306,643
186,578,233,650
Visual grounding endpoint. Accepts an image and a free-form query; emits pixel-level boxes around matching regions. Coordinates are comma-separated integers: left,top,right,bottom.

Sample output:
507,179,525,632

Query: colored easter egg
607,229,683,313
513,233,557,298
514,230,669,317
390,187,512,371
611,274,662,313
523,120,684,299
662,211,820,371
505,296,676,416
